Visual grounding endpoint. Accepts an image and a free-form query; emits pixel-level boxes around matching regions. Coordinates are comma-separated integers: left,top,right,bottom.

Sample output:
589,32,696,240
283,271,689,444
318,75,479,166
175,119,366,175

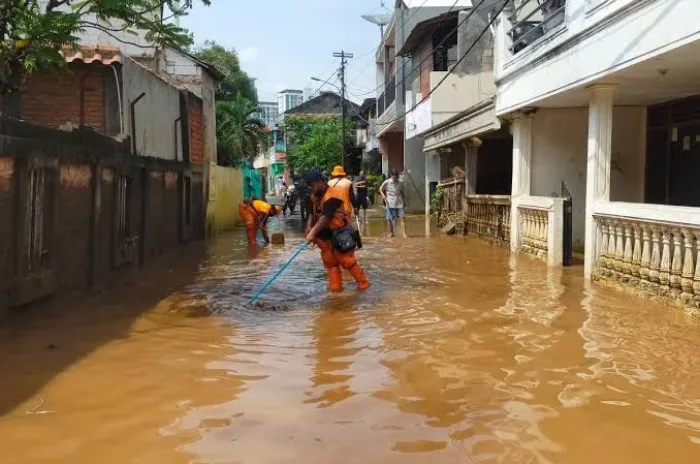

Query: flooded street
2,217,700,463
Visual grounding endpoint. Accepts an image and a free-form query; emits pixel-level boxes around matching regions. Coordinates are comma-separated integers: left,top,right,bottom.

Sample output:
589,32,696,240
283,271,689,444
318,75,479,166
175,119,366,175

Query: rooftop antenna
361,1,392,39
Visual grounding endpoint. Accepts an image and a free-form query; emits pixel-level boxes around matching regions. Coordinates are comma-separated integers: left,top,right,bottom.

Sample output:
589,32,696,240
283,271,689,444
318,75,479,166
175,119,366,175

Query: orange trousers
316,240,370,293
239,203,260,244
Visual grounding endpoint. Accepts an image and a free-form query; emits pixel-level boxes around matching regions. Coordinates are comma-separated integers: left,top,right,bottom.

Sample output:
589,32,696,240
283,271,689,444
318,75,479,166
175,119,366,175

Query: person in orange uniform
304,170,370,293
239,198,281,244
328,165,359,218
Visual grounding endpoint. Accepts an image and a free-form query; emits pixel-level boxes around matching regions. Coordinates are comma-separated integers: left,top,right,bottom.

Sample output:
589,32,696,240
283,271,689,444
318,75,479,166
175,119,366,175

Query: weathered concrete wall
122,58,182,160
0,157,14,311
0,118,204,313
207,165,244,236
530,106,646,251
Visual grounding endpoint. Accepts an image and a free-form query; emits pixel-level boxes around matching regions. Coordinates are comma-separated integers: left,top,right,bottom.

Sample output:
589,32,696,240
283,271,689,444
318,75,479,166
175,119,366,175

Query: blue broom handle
248,242,309,304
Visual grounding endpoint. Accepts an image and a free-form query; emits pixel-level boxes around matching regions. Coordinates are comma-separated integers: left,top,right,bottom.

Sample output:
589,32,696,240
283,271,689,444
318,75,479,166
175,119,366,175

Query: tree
0,0,209,95
216,95,268,167
285,115,357,174
195,41,257,103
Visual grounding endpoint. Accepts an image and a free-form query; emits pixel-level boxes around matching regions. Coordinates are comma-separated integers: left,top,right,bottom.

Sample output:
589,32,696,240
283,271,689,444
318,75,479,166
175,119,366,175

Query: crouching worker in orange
239,199,281,244
304,170,370,293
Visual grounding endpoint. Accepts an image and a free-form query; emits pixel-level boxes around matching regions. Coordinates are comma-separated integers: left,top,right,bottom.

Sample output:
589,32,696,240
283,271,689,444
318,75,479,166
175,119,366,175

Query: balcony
406,69,497,140
376,76,404,136
508,0,567,55
495,0,700,115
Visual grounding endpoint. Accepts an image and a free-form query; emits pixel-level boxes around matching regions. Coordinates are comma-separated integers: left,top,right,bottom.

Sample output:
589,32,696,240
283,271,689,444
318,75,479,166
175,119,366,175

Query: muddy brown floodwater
2,216,700,464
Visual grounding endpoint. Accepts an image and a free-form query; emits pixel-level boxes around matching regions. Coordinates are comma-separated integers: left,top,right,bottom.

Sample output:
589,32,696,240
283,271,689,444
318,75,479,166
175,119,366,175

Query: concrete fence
0,118,205,313
207,164,244,236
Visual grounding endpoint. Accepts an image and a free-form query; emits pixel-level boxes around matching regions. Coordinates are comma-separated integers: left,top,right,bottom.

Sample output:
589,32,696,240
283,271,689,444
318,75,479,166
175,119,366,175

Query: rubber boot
328,266,343,293
348,264,370,291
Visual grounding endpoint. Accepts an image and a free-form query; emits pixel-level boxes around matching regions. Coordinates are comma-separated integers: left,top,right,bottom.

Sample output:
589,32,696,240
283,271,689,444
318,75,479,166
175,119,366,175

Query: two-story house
395,1,513,236
494,0,700,312
374,0,474,214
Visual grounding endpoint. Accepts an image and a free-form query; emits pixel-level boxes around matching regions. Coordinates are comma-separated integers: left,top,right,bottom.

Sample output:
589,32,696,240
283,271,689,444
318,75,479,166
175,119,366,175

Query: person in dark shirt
355,171,368,221
304,169,370,293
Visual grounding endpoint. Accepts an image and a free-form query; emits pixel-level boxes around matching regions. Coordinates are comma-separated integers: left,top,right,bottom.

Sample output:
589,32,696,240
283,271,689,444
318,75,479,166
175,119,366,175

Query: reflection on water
2,216,700,464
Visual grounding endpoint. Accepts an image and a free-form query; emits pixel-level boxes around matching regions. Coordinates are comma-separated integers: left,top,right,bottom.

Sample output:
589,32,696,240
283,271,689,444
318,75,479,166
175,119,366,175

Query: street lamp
311,76,340,93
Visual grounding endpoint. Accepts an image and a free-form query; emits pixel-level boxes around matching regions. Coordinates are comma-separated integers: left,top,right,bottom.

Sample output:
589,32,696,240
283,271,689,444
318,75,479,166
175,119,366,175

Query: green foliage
430,185,444,217
365,173,383,196
284,115,356,173
215,95,268,167
195,41,257,103
1,0,209,94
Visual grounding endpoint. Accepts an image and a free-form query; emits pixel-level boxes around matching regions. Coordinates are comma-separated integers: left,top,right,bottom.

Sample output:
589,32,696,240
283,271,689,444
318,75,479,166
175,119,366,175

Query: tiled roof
60,45,122,65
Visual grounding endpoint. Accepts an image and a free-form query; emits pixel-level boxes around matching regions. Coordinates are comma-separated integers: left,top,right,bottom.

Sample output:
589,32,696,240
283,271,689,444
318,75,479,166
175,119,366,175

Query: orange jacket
327,178,353,218
312,182,349,230
251,199,272,215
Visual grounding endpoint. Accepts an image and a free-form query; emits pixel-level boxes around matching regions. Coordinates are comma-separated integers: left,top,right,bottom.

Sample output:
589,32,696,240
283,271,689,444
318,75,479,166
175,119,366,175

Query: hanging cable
377,0,509,128
351,0,492,99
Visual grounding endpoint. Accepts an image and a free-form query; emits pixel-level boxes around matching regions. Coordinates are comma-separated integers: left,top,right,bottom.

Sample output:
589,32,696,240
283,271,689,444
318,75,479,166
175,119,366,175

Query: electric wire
377,0,508,127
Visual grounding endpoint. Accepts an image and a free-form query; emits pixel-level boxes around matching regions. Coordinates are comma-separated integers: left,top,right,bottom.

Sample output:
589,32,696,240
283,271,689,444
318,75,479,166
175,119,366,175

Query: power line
377,0,508,127
334,50,354,170
349,0,433,84
309,63,340,99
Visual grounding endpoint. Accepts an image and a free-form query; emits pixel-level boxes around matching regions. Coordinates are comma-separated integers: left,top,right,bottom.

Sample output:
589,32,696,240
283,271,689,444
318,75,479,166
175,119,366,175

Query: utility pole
333,50,353,170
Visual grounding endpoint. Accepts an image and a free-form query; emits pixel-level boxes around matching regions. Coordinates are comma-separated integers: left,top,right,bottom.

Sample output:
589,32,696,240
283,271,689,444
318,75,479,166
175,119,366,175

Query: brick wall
419,40,434,99
188,98,204,165
22,65,107,132
379,132,405,173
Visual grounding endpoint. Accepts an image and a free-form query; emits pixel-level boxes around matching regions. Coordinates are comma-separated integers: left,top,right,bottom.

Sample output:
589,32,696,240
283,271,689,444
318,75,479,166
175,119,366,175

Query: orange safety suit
328,177,354,218
239,199,273,244
311,185,370,293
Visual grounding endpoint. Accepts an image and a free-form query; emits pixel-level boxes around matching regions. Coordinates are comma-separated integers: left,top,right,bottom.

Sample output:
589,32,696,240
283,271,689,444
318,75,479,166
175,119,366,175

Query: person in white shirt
379,169,407,237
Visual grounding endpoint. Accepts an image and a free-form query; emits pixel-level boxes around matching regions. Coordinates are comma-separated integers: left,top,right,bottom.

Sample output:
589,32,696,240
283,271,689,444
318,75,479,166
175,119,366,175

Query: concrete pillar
584,84,616,278
425,151,440,236
509,113,533,252
464,140,479,195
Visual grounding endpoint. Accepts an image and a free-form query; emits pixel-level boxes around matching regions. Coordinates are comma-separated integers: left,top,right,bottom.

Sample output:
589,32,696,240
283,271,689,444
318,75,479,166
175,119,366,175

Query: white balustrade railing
466,195,511,246
513,195,566,266
520,207,549,258
593,201,700,309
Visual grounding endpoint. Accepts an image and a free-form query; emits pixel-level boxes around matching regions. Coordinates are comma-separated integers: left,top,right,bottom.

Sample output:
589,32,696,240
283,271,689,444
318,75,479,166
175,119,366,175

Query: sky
181,0,390,103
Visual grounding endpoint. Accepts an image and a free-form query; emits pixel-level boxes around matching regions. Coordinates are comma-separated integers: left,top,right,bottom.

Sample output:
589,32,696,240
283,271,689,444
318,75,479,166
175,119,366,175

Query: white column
425,151,440,236
510,113,533,252
584,84,616,278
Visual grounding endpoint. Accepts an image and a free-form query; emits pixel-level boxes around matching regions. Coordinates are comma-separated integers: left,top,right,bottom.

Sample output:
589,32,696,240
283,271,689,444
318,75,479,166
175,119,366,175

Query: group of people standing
239,166,409,294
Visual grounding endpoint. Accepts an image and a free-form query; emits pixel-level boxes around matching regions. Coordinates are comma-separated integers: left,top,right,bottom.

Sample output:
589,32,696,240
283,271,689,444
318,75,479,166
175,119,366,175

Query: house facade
374,0,474,213
491,0,700,311
393,2,512,235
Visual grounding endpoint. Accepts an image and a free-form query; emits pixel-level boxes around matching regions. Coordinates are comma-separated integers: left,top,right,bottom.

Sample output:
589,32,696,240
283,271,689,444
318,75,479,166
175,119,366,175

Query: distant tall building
258,101,279,128
278,89,304,113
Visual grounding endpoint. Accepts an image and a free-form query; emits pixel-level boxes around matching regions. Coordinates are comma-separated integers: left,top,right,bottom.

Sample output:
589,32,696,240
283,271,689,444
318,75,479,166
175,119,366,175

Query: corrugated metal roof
60,45,122,65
